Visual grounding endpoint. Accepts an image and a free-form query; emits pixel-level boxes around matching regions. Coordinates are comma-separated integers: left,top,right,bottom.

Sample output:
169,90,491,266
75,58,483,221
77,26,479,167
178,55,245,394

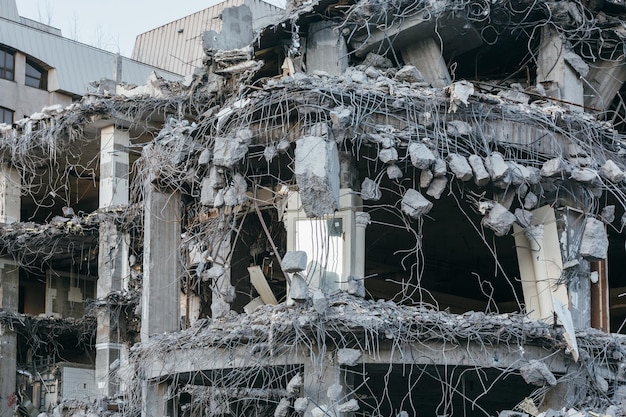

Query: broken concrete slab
337,399,359,413
433,159,447,177
468,155,490,186
482,203,516,236
447,154,473,181
313,289,328,314
408,143,436,169
289,273,309,301
295,135,340,217
601,205,615,224
446,120,472,137
426,176,447,199
401,188,433,218
294,398,308,414
579,217,609,260
520,360,557,386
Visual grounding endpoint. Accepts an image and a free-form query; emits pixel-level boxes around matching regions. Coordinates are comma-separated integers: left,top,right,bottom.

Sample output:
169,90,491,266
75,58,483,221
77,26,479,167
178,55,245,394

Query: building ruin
3,0,626,416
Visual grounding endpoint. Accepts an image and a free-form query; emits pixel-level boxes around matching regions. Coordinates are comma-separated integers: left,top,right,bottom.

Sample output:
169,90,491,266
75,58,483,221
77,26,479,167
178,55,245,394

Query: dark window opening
0,46,14,81
25,59,47,90
0,106,13,124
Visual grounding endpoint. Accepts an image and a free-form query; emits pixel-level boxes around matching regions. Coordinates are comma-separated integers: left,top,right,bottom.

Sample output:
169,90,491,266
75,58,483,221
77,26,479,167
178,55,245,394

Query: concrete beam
0,166,20,224
584,60,626,111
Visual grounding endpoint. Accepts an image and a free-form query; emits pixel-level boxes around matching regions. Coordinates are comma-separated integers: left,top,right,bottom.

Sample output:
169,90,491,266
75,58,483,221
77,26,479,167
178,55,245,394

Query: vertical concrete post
303,350,354,417
401,38,452,88
306,22,348,76
141,184,181,417
537,26,584,111
0,260,18,417
96,125,130,397
210,221,234,319
354,212,369,281
0,165,19,416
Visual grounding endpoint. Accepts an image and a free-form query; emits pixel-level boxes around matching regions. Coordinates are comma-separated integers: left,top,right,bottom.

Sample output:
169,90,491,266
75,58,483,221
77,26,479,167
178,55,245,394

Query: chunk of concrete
446,120,472,137
313,289,328,314
294,398,308,414
524,192,538,210
520,360,557,386
337,348,362,366
198,148,212,166
433,159,447,177
515,208,534,228
408,143,436,169
274,398,291,417
213,129,253,168
329,106,352,128
485,152,510,181
570,167,597,183
295,136,340,217
379,147,398,164
289,273,309,301
347,275,365,297
361,177,381,201
601,205,616,224
287,373,303,396
401,188,433,218
426,176,447,199
600,160,625,183
337,399,359,413
541,158,566,178
387,164,403,179
420,169,433,188
327,383,342,401
482,203,516,236
395,65,425,83
468,155,490,186
363,52,393,69
507,162,526,185
282,251,308,273
579,217,609,261
264,145,278,162
200,166,226,206
447,154,473,181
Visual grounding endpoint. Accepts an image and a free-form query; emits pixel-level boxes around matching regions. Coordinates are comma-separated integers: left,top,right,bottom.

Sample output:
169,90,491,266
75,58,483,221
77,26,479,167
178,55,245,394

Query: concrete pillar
0,165,19,416
96,125,130,397
537,26,584,111
401,38,451,88
303,350,354,417
354,212,369,281
306,21,348,76
584,60,626,111
0,166,20,224
0,260,18,417
210,221,234,319
141,185,181,417
99,125,129,207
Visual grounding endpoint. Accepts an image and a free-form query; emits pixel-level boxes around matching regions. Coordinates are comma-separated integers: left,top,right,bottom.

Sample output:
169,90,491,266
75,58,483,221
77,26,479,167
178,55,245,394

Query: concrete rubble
4,0,626,415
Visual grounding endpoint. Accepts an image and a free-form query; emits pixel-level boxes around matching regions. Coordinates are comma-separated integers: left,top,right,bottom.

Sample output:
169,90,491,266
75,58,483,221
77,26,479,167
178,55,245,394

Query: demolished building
3,0,626,415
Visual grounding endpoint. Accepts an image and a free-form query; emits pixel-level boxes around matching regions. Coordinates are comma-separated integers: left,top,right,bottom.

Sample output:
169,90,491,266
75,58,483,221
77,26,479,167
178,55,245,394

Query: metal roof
0,16,181,96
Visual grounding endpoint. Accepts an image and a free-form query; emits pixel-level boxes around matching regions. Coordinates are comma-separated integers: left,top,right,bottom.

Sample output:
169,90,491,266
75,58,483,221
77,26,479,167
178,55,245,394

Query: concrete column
99,125,129,207
210,221,234,319
0,260,18,417
0,166,20,224
141,185,181,417
537,26,584,111
96,125,130,397
584,60,626,111
306,21,348,76
303,350,354,417
401,38,451,88
354,212,369,280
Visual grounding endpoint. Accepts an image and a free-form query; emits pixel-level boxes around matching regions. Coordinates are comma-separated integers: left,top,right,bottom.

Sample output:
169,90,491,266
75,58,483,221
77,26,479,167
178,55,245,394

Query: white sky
16,0,283,57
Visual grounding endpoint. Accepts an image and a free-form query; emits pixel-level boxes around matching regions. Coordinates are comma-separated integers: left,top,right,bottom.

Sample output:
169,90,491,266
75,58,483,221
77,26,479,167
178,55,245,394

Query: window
0,47,14,81
25,59,47,90
0,107,13,124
